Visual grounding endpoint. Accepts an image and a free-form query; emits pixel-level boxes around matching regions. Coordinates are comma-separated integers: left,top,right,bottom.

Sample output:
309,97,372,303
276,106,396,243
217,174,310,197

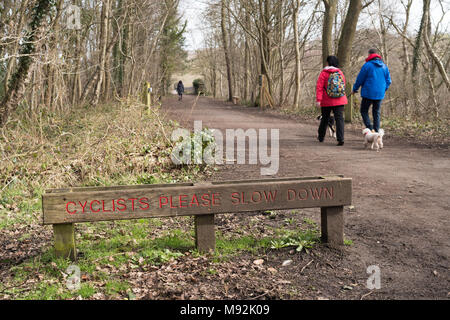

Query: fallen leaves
267,267,277,274
282,259,293,267
253,259,264,265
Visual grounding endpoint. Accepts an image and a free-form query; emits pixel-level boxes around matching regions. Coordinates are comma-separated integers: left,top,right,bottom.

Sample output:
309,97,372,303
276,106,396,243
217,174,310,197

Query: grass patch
269,228,320,253
344,239,353,246
105,280,129,296
0,99,215,300
76,222,193,267
2,214,322,299
215,234,273,259
211,221,321,262
78,284,97,299
382,117,450,143
0,100,214,231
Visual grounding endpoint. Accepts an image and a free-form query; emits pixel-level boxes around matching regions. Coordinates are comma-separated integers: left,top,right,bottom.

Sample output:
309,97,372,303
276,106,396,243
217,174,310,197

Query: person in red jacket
316,56,348,146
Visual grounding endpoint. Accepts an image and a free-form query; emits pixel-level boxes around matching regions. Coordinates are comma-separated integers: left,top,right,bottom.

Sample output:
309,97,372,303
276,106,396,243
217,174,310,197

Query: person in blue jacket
352,48,392,133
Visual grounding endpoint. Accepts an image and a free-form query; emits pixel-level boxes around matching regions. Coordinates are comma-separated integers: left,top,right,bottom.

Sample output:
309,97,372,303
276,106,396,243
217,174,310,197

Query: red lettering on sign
231,192,240,205
323,187,334,199
310,188,322,200
79,201,88,213
240,192,249,204
179,195,188,208
287,189,295,201
128,198,138,211
102,200,112,212
287,188,308,201
201,193,211,207
139,197,150,210
251,191,262,203
169,196,177,208
117,198,127,211
190,194,200,207
212,193,221,206
263,190,277,202
66,201,77,214
298,189,308,200
90,200,101,213
230,190,277,205
159,196,168,208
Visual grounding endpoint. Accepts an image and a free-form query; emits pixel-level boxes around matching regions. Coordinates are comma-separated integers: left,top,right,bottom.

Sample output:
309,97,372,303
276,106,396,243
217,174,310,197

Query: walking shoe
337,141,344,146
318,137,324,143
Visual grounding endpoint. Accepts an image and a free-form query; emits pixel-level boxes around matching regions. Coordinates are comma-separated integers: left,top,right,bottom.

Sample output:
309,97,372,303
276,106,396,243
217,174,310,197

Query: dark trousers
360,98,382,132
318,106,344,142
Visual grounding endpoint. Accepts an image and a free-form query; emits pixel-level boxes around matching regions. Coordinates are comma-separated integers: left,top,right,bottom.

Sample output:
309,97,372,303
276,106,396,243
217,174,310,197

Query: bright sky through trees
179,0,449,51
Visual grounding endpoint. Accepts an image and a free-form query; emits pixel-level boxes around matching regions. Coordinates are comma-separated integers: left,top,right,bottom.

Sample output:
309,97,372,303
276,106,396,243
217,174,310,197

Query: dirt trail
162,95,449,299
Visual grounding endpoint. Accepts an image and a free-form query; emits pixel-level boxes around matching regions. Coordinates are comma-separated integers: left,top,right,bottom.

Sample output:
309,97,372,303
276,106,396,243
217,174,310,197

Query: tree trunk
0,0,54,127
336,0,363,74
400,1,412,100
292,0,301,109
244,39,250,101
377,0,389,65
221,0,233,101
278,0,285,106
322,0,337,67
3,0,29,95
411,0,427,99
92,0,111,106
72,29,82,106
421,0,450,91
259,0,273,95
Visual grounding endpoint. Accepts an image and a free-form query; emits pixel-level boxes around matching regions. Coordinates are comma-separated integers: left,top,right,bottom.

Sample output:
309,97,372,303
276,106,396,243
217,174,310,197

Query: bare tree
337,0,374,73
322,0,337,67
221,0,234,101
292,0,302,109
0,0,54,126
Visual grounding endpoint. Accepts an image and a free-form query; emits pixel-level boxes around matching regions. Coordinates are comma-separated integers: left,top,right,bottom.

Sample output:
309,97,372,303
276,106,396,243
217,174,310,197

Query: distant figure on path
352,48,392,133
177,80,184,101
316,55,348,146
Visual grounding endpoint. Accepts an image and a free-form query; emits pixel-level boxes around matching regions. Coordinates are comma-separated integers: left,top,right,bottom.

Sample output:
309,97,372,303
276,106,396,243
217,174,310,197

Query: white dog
362,128,384,151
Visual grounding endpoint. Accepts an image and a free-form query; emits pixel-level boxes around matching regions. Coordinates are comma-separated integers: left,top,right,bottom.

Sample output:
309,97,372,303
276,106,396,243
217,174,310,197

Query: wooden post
53,223,76,260
345,82,353,123
195,214,215,253
320,206,344,246
142,82,151,108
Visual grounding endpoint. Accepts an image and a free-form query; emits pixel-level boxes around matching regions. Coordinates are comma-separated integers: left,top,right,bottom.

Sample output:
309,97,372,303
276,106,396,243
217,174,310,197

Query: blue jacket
353,58,391,100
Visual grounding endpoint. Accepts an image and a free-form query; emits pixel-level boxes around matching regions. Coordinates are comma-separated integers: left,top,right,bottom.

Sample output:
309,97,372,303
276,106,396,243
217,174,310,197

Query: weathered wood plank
320,206,344,246
45,182,194,194
53,223,76,260
42,177,351,225
195,214,215,252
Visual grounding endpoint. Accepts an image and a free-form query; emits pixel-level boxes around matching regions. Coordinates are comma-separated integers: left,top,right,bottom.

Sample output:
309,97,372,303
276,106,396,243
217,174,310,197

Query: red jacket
316,67,348,107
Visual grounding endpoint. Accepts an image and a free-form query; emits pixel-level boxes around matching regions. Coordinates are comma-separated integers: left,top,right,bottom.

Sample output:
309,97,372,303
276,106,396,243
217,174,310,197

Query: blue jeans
360,98,382,132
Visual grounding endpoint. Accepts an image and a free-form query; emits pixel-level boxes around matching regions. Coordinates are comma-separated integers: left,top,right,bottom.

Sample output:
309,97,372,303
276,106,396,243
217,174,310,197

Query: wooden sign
42,176,352,260
43,176,351,224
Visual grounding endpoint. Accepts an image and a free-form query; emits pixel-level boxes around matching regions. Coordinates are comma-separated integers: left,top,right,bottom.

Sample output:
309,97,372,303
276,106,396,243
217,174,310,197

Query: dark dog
317,115,336,139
